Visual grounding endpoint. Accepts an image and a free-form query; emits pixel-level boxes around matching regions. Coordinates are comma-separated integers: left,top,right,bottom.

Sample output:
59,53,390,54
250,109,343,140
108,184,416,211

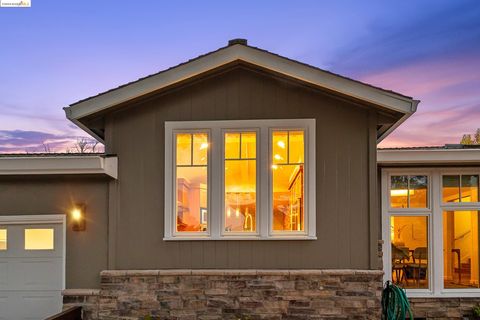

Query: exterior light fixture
71,204,86,231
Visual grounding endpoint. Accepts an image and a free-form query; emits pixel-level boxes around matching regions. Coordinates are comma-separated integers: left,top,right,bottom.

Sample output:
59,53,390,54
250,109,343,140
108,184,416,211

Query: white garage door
0,216,64,320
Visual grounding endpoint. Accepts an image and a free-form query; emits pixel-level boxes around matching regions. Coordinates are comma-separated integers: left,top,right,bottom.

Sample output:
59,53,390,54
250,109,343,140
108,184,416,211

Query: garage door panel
0,262,7,287
0,219,64,319
0,295,8,320
22,292,62,320
17,259,63,290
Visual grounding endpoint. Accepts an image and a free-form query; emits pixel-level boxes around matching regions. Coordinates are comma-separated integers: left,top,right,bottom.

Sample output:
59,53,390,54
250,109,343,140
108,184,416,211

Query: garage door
0,217,64,320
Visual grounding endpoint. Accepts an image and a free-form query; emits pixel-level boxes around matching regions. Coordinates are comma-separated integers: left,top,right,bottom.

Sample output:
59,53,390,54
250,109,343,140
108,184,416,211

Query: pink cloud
360,54,480,147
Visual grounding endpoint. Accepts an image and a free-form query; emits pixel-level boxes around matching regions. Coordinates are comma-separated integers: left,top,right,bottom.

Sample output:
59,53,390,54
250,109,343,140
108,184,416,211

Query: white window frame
382,167,480,297
164,119,316,240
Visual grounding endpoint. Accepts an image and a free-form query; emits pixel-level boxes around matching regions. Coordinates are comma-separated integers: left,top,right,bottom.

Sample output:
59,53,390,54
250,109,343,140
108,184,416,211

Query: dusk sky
0,0,479,152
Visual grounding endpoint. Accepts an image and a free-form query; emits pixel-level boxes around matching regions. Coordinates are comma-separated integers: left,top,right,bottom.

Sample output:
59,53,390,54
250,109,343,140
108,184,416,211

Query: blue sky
0,0,479,152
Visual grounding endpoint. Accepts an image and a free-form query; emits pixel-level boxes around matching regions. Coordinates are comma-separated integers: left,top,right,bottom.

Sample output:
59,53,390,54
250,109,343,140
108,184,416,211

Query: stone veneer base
63,269,383,320
409,297,480,319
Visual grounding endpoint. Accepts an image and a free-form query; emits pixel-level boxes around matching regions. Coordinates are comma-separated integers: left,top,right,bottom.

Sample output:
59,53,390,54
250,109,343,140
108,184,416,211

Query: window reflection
176,133,208,232
443,210,480,288
443,175,479,203
225,132,256,232
272,130,304,232
391,216,429,289
390,175,428,208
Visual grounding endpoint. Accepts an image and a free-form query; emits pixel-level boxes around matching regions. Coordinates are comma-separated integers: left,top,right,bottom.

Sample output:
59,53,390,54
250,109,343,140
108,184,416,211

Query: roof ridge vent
228,38,248,46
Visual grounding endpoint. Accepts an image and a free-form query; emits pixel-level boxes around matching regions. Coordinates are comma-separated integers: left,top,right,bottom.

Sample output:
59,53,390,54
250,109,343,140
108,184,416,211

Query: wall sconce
71,204,86,231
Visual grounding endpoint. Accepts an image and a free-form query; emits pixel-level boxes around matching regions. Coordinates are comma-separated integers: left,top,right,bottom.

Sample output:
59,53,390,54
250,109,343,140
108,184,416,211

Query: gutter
377,99,420,143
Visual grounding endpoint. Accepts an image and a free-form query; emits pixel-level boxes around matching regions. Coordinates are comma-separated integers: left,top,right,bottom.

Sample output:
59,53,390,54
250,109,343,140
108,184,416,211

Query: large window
383,169,480,296
443,210,480,289
272,130,305,232
224,131,257,233
175,132,209,233
164,119,316,240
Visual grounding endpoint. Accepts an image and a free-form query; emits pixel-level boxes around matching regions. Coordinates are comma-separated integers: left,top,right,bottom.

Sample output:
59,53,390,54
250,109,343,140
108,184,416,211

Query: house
0,39,477,320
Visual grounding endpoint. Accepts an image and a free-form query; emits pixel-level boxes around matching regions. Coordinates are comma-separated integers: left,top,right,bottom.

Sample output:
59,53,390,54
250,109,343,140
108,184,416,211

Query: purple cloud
0,130,103,153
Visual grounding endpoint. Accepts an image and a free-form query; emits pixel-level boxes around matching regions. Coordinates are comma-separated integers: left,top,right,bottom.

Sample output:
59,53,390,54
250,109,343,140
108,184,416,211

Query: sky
0,0,479,152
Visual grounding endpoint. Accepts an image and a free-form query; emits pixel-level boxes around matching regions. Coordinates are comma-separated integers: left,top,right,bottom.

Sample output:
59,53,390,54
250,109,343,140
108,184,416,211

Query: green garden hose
381,281,413,320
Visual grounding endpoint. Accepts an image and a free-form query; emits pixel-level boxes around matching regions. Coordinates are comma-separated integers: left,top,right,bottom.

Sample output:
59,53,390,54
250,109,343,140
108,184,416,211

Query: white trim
378,148,480,165
0,214,66,290
382,167,480,298
64,44,416,138
164,119,316,240
0,156,118,178
0,214,65,224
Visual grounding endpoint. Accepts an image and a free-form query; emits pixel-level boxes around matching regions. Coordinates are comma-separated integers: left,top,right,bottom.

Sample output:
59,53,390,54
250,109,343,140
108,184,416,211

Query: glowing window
390,215,429,289
24,229,54,250
390,175,428,208
165,119,315,240
0,229,6,250
443,210,480,288
272,130,305,232
443,175,479,203
176,133,209,233
224,132,256,233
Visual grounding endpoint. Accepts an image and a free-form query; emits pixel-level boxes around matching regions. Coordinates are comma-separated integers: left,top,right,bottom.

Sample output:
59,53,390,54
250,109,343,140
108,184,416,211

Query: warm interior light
390,189,413,196
200,142,208,150
227,208,231,218
277,141,286,149
235,207,240,217
71,208,82,221
272,164,278,170
274,154,282,161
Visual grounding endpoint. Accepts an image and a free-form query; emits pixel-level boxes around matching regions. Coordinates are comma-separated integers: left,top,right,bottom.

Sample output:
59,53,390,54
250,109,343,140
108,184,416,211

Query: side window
175,132,209,233
272,130,305,232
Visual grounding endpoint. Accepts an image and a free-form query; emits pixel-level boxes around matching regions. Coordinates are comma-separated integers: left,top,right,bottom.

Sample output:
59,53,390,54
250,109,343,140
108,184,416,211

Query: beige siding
0,176,109,288
105,66,376,270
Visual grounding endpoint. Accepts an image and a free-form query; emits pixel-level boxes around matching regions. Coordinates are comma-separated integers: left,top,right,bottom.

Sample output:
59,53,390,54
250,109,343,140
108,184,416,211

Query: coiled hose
381,281,413,320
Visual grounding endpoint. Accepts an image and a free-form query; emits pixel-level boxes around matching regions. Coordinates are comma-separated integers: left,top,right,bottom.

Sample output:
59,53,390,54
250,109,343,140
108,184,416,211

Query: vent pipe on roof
228,38,248,46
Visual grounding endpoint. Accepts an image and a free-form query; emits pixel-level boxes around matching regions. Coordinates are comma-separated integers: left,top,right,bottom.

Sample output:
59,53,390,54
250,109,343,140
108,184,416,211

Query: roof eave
377,148,480,166
64,44,417,123
377,99,419,143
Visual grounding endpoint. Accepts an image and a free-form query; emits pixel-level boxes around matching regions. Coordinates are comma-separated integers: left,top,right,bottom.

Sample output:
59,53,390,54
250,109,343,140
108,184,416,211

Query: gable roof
64,39,419,143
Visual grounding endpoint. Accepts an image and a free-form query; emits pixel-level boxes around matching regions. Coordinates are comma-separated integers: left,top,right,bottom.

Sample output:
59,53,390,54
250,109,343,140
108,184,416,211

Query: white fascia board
0,156,118,178
377,149,480,165
64,44,417,120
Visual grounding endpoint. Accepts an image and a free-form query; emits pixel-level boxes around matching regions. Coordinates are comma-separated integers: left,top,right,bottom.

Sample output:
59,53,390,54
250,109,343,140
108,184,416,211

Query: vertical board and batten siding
106,67,374,270
0,176,109,288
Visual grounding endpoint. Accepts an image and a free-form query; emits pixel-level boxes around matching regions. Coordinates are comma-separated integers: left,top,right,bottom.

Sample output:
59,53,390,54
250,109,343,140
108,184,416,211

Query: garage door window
0,229,6,250
24,229,54,250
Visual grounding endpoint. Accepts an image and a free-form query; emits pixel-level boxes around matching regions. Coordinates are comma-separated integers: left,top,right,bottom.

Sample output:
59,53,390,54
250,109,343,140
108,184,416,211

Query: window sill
163,235,317,241
406,290,480,298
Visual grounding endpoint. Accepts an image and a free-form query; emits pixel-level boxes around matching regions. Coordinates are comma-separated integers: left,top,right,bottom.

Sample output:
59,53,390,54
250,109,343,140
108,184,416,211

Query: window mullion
432,171,443,295
260,126,269,238
210,128,222,239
